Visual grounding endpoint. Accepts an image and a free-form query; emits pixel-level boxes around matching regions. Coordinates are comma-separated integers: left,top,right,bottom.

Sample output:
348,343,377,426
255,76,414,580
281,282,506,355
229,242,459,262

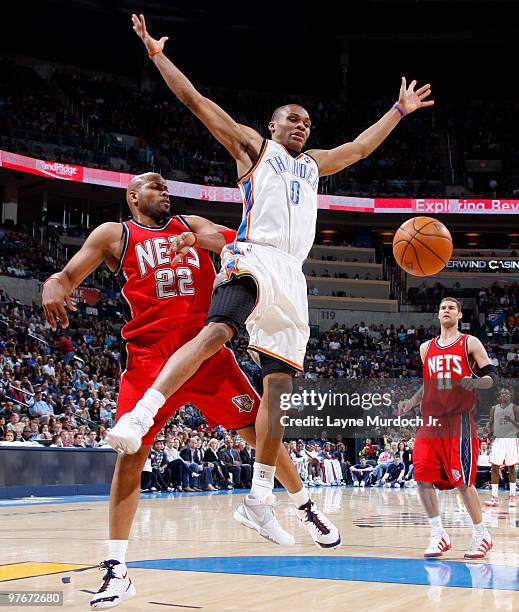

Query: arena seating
2,56,515,198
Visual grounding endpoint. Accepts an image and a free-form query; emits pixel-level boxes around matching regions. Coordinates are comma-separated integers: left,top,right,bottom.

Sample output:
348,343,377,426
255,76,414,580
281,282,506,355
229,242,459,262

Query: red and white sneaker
509,495,517,508
464,530,493,559
485,496,499,507
90,560,136,609
424,530,451,558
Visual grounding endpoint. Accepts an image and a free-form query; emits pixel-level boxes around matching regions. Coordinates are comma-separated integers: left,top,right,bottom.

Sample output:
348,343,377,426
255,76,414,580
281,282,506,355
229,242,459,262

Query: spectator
180,436,216,491
372,443,394,486
59,335,76,365
29,391,54,418
218,434,251,489
350,457,374,487
379,453,406,488
72,433,86,448
476,441,492,488
333,442,351,484
203,437,233,489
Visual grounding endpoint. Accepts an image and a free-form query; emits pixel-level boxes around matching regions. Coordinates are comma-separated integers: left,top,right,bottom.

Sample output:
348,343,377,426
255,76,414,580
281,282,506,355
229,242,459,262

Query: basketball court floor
1,487,518,611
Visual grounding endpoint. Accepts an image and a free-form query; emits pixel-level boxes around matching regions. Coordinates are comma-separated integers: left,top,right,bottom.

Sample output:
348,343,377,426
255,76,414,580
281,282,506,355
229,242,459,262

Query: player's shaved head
126,172,164,205
270,103,309,123
126,172,171,224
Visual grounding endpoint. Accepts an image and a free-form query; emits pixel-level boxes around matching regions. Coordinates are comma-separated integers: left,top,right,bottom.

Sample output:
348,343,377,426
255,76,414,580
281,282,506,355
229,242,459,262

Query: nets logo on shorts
232,394,253,413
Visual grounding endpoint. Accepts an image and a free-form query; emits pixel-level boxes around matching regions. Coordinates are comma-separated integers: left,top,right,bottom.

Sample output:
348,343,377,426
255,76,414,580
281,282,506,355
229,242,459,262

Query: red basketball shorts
413,412,479,490
117,326,259,444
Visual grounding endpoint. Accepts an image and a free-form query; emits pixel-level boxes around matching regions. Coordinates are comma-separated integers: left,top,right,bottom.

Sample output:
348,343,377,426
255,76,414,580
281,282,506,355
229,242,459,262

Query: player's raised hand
42,278,77,331
131,13,169,55
397,77,434,115
167,232,197,265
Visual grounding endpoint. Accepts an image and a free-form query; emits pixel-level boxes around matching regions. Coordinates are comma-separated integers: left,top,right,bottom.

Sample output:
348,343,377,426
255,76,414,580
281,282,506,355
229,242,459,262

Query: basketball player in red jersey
400,297,497,560
42,173,340,610
108,13,433,545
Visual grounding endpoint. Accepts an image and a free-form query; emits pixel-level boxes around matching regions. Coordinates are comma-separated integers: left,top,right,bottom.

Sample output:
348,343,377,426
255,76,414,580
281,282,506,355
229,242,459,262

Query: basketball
392,216,453,276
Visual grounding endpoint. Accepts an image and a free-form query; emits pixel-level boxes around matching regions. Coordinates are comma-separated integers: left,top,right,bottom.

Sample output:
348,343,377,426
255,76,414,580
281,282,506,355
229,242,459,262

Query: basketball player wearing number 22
399,297,497,560
109,12,433,548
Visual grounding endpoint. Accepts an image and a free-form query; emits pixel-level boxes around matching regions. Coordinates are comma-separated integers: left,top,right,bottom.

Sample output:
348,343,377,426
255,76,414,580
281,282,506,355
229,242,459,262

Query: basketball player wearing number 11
109,13,433,539
399,297,497,559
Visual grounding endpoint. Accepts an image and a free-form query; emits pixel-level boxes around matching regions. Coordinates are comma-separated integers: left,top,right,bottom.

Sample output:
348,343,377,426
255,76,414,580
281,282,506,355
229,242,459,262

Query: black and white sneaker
90,560,136,609
296,499,342,550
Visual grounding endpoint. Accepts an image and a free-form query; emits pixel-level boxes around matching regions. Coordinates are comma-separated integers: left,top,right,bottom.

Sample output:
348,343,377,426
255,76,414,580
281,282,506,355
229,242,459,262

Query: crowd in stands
6,58,519,198
0,222,517,495
0,229,63,281
0,284,515,492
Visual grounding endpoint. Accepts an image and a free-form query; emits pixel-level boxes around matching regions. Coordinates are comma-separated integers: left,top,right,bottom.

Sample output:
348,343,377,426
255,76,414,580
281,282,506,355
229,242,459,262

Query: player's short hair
269,103,309,123
439,296,462,312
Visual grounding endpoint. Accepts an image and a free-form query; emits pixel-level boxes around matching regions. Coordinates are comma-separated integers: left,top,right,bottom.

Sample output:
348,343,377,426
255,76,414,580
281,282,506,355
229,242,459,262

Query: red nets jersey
117,216,215,340
422,333,477,417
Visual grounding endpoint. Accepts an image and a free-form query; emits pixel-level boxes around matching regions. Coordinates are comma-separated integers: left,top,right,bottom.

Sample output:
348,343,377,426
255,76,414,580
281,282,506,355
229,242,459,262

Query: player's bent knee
201,322,234,353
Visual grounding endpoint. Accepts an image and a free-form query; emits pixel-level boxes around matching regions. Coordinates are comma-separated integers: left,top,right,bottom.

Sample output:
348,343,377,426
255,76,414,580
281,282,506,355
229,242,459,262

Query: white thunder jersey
489,402,519,466
216,139,319,370
236,139,319,261
493,403,517,438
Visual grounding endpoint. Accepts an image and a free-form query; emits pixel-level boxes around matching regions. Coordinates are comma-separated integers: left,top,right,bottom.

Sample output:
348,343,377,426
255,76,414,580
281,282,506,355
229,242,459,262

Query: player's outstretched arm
307,77,434,177
42,223,123,331
167,216,236,264
131,14,262,167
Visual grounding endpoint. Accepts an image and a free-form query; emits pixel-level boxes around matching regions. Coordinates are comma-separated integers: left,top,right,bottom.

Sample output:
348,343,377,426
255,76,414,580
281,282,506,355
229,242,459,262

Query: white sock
429,515,443,535
136,388,165,418
491,483,499,497
473,522,485,536
288,486,310,509
250,462,275,501
107,540,128,564
510,482,516,497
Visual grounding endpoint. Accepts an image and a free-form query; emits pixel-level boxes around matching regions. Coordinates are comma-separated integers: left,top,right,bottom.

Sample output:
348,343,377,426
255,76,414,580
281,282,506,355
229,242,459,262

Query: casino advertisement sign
446,259,519,272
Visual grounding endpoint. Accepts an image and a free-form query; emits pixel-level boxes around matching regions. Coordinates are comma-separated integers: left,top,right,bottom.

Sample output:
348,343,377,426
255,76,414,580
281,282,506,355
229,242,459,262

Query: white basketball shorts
214,242,309,371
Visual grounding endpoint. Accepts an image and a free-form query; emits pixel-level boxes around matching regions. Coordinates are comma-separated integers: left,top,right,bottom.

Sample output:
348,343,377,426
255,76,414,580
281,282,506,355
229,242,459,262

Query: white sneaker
509,495,516,508
353,481,359,487
90,560,136,609
107,411,154,454
314,477,324,486
360,481,366,488
424,530,451,558
296,499,341,550
464,530,493,559
485,495,499,507
383,482,391,488
233,494,295,546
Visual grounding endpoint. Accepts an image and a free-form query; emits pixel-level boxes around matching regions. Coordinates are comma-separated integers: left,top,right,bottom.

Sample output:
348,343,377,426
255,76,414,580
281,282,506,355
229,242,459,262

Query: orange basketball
392,216,453,276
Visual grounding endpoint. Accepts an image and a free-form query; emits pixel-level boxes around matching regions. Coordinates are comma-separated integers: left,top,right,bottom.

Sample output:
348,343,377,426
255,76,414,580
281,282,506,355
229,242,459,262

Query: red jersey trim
114,223,129,276
422,339,433,364
177,215,193,231
434,333,464,350
464,335,480,377
129,217,175,231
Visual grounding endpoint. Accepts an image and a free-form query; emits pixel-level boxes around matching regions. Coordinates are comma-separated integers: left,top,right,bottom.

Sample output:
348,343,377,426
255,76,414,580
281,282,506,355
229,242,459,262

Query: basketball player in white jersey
108,13,433,544
485,387,519,508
